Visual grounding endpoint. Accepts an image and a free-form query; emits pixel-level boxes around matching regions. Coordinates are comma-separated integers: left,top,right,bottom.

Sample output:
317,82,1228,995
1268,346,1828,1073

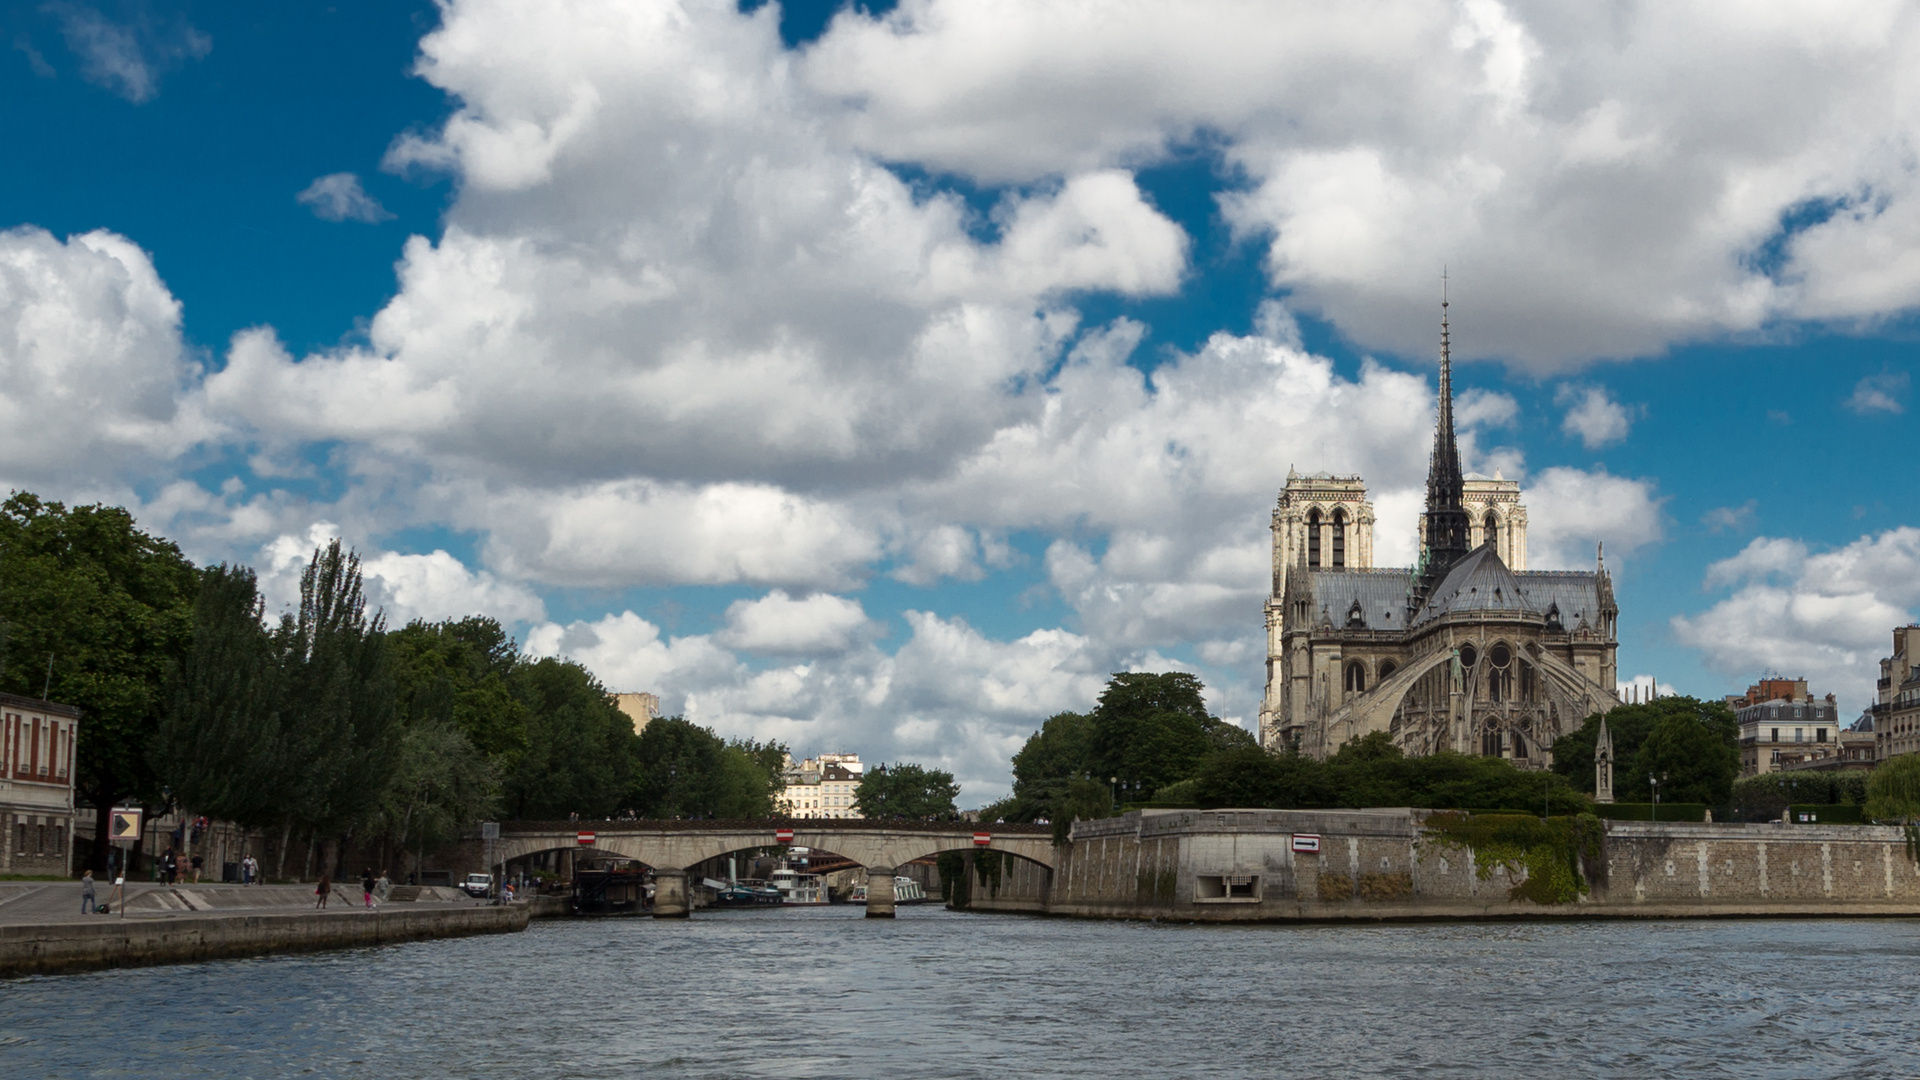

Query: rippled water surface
6,907,1919,1078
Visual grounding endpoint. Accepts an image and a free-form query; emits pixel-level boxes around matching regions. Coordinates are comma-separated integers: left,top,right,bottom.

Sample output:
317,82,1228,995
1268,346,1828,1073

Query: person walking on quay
361,868,376,911
315,874,331,909
162,850,177,885
241,855,257,886
81,870,96,914
190,853,204,883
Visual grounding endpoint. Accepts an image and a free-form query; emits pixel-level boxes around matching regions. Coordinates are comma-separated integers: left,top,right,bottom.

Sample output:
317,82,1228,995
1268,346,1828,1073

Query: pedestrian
190,853,204,883
80,870,96,914
241,855,257,885
361,868,375,911
315,874,331,909
162,850,177,885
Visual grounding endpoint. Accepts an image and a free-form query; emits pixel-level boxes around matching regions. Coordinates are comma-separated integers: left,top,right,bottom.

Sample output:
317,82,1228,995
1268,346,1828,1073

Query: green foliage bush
1421,812,1604,904
1186,732,1590,815
1785,803,1863,824
1591,802,1706,822
1867,755,1920,823
1732,771,1870,816
1552,697,1740,804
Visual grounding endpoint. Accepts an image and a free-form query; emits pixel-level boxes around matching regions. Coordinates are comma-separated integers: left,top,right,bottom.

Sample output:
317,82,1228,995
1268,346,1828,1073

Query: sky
4,0,1918,804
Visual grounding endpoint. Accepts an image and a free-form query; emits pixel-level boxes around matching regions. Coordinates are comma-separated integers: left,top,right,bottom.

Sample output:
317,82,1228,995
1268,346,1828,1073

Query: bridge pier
653,868,690,918
865,866,895,918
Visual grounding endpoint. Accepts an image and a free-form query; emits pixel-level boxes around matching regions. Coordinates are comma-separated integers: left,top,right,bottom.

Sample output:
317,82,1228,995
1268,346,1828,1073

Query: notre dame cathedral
1259,303,1621,768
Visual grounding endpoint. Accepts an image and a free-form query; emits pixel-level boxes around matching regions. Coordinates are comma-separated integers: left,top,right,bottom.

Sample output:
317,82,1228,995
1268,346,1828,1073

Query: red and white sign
775,828,794,844
1291,834,1321,854
576,831,596,846
973,832,993,847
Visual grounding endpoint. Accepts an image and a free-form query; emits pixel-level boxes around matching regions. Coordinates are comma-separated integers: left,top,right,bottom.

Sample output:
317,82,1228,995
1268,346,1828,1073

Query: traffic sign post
774,828,794,844
1291,834,1321,854
973,832,992,847
575,830,596,846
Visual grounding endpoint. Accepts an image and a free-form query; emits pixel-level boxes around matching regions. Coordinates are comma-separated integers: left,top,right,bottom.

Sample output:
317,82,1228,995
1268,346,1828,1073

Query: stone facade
1259,308,1618,762
1,692,81,876
1870,626,1920,763
1727,677,1843,776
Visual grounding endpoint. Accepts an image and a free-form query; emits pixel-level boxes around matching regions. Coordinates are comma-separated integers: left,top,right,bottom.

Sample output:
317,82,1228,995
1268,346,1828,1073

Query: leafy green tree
155,564,285,831
1867,755,1920,822
854,762,961,819
389,617,529,764
1731,770,1870,818
631,716,727,818
373,720,500,877
1183,733,1589,814
0,493,197,871
1087,672,1252,796
1552,696,1738,803
1007,710,1094,822
503,657,634,819
272,539,401,877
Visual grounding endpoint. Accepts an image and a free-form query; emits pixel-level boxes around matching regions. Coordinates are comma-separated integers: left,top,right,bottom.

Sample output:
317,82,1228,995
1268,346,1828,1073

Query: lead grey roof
1306,569,1413,631
1514,571,1604,630
1412,545,1536,626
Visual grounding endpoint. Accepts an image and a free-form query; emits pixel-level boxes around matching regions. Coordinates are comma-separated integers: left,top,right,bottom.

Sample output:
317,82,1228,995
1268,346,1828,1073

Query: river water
5,906,1917,1078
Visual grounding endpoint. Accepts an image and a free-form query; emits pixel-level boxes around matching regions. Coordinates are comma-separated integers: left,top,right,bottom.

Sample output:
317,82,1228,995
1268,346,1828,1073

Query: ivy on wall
1421,812,1605,905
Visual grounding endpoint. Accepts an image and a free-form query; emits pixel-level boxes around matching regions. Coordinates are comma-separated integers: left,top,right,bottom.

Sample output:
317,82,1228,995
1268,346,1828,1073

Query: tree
389,617,529,764
1552,696,1738,803
1007,710,1094,822
627,716,781,819
503,657,634,819
155,563,285,831
1087,672,1252,796
372,720,500,878
0,493,197,871
1867,755,1920,823
272,540,401,877
1183,733,1589,814
854,762,960,819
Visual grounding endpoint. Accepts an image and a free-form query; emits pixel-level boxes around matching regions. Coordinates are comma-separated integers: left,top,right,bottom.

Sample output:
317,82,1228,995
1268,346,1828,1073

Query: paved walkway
0,881,484,926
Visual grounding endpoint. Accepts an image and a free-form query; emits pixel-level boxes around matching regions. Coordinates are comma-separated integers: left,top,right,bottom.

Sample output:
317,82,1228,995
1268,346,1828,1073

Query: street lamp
1110,776,1119,812
1650,775,1660,822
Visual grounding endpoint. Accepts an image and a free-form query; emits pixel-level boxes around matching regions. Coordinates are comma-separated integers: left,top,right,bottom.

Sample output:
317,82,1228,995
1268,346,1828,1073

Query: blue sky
4,0,1917,801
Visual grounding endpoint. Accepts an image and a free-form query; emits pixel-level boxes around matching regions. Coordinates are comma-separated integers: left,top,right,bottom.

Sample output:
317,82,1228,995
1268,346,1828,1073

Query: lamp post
1650,775,1660,822
1110,776,1119,813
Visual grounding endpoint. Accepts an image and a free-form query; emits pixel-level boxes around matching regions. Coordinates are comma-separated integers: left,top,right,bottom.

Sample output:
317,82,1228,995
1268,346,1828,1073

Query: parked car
461,873,493,898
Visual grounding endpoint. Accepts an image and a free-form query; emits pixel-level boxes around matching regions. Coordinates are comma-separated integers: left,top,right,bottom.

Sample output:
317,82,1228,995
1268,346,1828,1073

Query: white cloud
1456,387,1518,429
296,173,396,224
1556,385,1635,449
47,2,209,103
716,590,871,655
1701,500,1758,534
361,548,546,625
1845,371,1908,414
804,0,1920,365
1521,466,1664,570
0,227,209,487
1673,528,1920,705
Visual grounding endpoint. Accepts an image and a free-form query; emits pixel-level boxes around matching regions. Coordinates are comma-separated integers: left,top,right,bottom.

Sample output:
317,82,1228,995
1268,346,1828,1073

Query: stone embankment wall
963,809,1920,922
0,904,528,978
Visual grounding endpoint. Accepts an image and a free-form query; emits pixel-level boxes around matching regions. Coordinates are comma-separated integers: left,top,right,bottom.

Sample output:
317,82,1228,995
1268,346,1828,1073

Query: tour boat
770,866,829,905
703,877,783,907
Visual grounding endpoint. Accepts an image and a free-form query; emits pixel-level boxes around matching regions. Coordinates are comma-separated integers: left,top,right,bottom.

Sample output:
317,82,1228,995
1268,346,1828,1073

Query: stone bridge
493,819,1055,917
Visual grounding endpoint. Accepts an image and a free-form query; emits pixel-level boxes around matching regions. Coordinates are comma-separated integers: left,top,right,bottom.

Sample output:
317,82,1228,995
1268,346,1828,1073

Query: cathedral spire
1414,275,1472,614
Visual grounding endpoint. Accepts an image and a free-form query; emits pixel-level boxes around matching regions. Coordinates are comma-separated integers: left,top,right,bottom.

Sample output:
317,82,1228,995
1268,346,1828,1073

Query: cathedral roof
1411,544,1536,626
1306,569,1414,631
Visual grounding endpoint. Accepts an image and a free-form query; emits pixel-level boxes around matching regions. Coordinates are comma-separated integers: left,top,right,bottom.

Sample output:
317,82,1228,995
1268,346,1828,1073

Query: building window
1332,509,1347,568
1771,728,1779,743
1795,729,1804,743
1485,510,1500,556
1307,510,1322,568
1817,729,1827,743
1344,662,1366,694
1378,660,1397,681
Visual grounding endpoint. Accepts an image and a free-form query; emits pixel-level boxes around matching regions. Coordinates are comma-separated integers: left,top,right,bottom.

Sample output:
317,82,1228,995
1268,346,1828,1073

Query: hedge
1785,803,1864,825
1593,802,1707,822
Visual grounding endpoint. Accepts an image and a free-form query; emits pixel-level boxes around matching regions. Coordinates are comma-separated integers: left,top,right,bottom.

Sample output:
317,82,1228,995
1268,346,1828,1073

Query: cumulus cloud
1521,466,1664,570
296,173,396,224
805,0,1920,365
0,227,209,487
716,590,871,655
1556,385,1635,449
1702,500,1758,534
46,2,208,103
1845,371,1908,414
1673,528,1920,704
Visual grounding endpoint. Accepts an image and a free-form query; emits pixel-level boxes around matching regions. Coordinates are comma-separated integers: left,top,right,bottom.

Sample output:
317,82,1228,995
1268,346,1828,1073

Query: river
5,906,1917,1078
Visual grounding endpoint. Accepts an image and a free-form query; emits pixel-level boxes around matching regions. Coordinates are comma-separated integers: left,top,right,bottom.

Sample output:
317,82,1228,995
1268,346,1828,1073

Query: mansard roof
1411,544,1535,627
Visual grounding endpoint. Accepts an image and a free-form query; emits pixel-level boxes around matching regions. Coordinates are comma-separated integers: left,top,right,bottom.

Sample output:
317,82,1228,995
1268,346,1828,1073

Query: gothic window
1332,509,1347,568
1511,731,1526,757
1459,644,1478,669
1485,510,1500,556
1307,509,1322,567
1488,643,1513,702
1345,661,1367,694
1378,660,1397,680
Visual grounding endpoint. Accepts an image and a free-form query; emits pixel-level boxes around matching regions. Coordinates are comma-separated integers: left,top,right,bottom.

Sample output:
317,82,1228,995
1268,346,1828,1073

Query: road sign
576,830,596,846
774,827,794,843
480,821,500,840
973,831,992,847
1291,834,1321,854
109,809,142,841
